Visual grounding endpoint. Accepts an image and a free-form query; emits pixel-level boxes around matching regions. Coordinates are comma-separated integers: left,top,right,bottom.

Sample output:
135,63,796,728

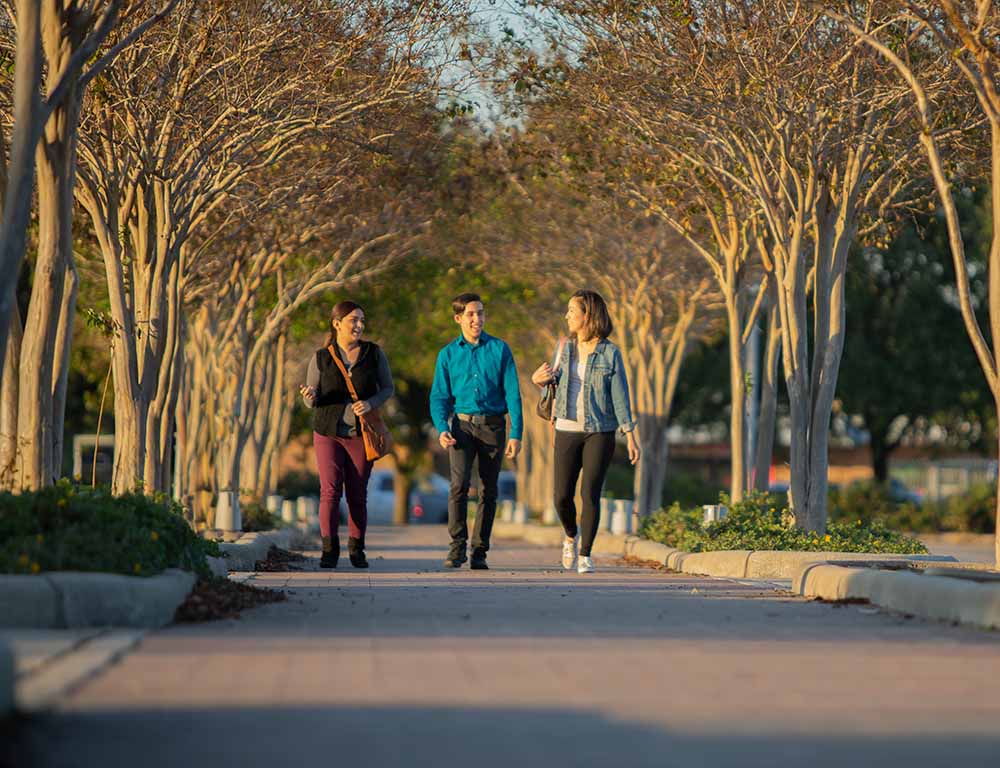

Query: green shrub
241,501,279,532
940,482,996,533
640,491,928,554
603,465,724,509
0,481,220,578
827,480,996,534
661,472,724,509
276,470,319,499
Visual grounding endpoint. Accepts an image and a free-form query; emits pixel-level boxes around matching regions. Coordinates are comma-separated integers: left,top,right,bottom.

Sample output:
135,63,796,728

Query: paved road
23,525,1000,767
920,534,995,566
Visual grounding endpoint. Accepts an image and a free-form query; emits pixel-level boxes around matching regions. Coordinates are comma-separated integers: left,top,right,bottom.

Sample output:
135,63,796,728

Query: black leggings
553,430,616,556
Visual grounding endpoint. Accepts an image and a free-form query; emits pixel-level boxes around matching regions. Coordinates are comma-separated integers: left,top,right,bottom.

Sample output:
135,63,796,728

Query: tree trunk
111,391,148,494
868,416,892,485
393,470,412,526
995,421,1000,568
753,299,780,491
50,258,78,482
17,115,77,489
635,413,669,513
0,308,23,487
726,294,746,503
0,0,43,389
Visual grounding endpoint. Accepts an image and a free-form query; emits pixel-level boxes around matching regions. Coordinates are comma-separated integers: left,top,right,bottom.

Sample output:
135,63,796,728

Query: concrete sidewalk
21,525,1000,767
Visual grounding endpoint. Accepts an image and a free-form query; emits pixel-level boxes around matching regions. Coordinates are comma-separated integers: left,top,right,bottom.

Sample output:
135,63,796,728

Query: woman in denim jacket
531,290,640,573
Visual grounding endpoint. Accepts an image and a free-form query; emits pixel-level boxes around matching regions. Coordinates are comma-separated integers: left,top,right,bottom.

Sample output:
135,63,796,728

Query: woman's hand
532,362,554,386
299,384,317,400
352,400,373,416
626,431,641,465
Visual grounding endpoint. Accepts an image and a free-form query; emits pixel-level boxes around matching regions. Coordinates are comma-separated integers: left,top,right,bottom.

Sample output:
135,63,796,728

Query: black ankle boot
348,537,369,569
320,536,340,569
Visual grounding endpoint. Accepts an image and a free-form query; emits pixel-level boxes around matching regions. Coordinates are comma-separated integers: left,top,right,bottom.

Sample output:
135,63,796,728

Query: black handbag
536,337,566,421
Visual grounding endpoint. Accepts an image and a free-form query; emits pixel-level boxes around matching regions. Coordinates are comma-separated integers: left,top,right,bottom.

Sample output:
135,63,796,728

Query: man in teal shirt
430,292,523,569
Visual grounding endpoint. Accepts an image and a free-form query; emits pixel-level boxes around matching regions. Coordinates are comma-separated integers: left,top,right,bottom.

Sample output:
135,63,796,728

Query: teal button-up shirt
430,332,523,440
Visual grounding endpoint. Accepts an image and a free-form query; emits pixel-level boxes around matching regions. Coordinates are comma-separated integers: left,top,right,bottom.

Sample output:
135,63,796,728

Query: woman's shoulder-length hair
571,289,613,340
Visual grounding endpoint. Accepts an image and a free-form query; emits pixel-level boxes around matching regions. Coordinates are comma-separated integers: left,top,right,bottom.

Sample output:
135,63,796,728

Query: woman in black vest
299,301,394,568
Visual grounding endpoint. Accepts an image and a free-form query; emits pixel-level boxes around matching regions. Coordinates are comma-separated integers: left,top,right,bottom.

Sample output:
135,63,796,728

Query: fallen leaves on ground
620,555,674,571
174,578,286,623
254,545,307,572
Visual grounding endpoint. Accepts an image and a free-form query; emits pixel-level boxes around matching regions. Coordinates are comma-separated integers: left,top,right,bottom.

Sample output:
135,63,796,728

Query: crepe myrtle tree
73,0,468,493
842,0,1000,563
0,0,177,489
537,0,938,531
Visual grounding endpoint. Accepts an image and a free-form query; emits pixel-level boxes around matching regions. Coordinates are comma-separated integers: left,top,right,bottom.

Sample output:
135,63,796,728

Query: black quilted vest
312,341,381,437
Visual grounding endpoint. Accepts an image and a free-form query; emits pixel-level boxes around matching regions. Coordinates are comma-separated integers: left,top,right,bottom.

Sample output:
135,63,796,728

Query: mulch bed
174,578,286,623
254,545,307,572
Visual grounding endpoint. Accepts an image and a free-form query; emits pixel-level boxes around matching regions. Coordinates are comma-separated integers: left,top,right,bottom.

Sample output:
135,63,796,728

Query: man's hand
439,431,457,449
505,438,521,459
352,400,372,416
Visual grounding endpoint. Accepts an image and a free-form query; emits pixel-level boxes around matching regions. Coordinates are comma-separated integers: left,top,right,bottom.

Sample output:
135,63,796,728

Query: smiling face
454,300,485,343
334,308,365,345
565,297,588,340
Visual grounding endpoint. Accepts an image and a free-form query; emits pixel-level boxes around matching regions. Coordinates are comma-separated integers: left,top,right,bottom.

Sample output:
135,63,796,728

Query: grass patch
0,481,220,578
639,491,929,555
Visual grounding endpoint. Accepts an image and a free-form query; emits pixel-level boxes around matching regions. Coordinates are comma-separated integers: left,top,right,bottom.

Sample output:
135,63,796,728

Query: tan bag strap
552,336,567,373
328,345,361,403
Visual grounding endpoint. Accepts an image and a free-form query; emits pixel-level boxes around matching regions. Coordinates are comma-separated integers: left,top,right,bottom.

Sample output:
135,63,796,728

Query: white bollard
622,499,635,533
265,494,283,514
600,497,613,531
296,496,309,522
542,505,558,525
281,499,296,524
499,499,514,522
215,490,241,532
610,499,629,535
513,501,528,524
702,504,728,526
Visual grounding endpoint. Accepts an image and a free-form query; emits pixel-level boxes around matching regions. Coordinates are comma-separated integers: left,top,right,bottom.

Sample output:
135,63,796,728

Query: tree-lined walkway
28,526,1000,767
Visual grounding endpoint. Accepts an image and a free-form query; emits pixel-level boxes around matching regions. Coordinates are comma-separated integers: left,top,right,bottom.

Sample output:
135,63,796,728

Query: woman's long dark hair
571,289,613,341
324,300,364,347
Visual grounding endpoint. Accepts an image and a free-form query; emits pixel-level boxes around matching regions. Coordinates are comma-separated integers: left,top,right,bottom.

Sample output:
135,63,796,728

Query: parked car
887,478,923,504
339,468,396,525
410,473,450,524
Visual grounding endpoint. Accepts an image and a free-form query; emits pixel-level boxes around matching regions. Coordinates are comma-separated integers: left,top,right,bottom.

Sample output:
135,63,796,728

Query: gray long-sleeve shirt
303,345,394,437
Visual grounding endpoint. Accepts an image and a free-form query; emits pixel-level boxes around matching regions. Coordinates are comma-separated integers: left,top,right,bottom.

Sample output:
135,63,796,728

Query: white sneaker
561,536,577,570
577,556,595,574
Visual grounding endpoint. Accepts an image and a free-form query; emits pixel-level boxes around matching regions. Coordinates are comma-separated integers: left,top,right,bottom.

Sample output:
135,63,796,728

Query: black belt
456,413,506,427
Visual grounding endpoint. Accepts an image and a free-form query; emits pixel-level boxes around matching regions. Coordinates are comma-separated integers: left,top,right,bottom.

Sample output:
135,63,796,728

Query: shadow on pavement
25,704,1000,768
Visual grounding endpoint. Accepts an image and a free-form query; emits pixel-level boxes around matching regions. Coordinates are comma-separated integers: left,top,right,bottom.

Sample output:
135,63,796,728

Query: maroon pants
313,431,372,541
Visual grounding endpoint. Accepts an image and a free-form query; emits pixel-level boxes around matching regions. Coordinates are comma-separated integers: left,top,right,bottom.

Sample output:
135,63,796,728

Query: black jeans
553,430,616,557
447,417,506,554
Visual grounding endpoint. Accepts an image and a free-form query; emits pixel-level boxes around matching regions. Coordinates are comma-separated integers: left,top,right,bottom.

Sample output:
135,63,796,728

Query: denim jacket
551,338,636,433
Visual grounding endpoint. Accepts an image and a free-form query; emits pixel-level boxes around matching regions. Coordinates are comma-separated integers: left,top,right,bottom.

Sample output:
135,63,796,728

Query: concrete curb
492,520,956,578
796,563,1000,630
0,569,196,629
217,529,294,571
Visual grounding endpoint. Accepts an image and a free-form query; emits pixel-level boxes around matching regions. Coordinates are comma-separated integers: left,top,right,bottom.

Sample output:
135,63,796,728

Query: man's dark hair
452,292,483,316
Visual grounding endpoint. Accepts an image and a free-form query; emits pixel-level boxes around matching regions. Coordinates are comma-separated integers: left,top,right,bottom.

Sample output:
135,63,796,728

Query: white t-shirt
555,358,587,433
